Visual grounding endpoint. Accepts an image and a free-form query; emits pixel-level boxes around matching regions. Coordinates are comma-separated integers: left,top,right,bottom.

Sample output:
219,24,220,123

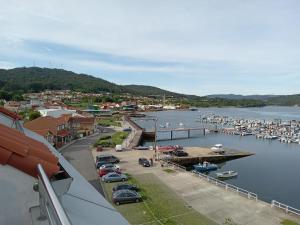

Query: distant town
1,89,189,148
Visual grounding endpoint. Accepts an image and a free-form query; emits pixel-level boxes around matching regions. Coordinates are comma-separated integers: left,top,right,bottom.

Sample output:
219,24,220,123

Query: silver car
102,172,128,183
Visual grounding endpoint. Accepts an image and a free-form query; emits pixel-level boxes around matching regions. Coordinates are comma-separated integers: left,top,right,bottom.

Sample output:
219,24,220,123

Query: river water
135,106,300,209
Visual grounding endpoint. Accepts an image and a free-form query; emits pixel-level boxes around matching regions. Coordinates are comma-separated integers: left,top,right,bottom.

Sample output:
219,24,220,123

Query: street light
136,116,158,160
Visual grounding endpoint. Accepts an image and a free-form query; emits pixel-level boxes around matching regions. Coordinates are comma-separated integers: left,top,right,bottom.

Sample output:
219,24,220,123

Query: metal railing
192,170,258,201
37,164,72,225
164,161,300,217
271,200,300,216
163,161,257,201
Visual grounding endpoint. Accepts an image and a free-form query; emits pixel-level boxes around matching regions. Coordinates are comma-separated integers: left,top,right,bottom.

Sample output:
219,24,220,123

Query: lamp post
137,116,158,160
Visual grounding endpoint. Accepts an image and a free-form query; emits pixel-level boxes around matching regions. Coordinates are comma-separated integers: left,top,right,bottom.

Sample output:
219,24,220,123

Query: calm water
136,106,300,208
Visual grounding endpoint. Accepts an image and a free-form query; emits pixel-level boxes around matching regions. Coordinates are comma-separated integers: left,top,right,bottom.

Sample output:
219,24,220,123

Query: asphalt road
61,132,112,196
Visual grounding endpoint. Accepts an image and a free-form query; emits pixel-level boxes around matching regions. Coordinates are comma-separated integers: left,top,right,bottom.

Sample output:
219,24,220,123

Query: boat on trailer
216,170,238,179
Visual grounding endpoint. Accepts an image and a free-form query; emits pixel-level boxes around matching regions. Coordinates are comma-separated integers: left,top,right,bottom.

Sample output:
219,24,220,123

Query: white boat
216,170,238,179
211,144,225,153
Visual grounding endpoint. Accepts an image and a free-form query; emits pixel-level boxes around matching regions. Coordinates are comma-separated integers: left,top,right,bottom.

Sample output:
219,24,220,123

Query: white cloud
0,0,300,94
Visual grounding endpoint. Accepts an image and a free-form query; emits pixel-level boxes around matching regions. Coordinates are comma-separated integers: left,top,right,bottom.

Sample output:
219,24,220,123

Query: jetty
165,147,254,166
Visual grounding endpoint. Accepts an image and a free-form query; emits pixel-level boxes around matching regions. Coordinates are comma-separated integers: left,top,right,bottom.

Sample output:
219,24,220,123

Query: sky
0,0,299,96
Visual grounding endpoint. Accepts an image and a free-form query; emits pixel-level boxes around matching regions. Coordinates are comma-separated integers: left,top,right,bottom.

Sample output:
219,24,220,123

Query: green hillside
0,67,182,97
1,67,297,107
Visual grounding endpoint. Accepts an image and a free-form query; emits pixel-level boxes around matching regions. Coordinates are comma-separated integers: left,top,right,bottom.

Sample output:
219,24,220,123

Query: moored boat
193,161,218,172
216,170,238,179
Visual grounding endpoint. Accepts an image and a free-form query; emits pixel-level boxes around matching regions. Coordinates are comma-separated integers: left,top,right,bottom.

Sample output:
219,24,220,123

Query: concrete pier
169,147,254,166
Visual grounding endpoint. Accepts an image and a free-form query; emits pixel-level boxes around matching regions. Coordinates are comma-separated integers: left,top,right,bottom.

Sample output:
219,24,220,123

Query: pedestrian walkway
153,169,300,225
101,149,300,225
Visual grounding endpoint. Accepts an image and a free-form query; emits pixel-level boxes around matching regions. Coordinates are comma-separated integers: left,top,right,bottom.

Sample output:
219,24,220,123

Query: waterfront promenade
98,148,300,225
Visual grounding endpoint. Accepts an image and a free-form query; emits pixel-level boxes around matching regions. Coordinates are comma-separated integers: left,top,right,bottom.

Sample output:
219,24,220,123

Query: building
24,115,72,148
0,107,130,225
38,108,77,118
69,116,96,138
3,101,21,112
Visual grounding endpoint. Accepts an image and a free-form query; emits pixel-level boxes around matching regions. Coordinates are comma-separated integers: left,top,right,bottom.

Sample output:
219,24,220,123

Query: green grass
281,219,300,225
102,173,218,225
94,131,129,147
97,116,121,127
163,169,176,173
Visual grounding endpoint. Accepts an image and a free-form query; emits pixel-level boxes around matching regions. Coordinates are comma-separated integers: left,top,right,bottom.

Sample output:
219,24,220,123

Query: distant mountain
0,67,298,106
206,94,278,101
268,94,300,106
0,67,188,98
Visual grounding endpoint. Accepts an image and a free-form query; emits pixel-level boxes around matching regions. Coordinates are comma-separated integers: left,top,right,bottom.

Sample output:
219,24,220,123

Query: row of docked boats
193,161,238,179
197,113,300,145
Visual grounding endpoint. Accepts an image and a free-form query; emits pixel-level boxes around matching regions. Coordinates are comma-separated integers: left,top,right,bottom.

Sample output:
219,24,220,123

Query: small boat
216,170,238,179
193,161,218,172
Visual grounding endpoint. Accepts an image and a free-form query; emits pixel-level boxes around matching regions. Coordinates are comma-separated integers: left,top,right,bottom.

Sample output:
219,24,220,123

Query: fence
271,200,300,216
164,160,257,201
192,170,258,201
164,161,300,217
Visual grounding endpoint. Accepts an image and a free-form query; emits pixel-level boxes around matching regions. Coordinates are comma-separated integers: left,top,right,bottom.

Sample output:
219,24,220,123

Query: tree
28,111,41,121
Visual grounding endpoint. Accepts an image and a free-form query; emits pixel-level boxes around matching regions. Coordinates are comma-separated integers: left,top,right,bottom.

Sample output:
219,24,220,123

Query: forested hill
0,67,299,106
0,67,186,97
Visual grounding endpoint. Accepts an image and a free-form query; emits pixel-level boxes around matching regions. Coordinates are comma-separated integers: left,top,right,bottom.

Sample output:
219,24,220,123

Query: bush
99,135,112,140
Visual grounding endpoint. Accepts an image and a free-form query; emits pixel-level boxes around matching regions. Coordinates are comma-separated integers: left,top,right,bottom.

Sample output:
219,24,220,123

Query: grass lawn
97,116,122,127
94,131,129,147
281,219,300,225
102,173,218,225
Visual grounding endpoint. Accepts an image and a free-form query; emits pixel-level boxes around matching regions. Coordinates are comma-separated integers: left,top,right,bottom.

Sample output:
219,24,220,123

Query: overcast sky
0,0,299,95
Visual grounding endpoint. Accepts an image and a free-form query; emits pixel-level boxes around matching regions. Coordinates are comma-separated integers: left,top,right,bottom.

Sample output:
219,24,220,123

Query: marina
136,106,300,210
197,113,300,145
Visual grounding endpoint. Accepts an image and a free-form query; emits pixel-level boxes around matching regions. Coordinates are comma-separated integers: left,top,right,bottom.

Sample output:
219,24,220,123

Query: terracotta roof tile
0,107,22,120
24,115,72,136
0,123,59,178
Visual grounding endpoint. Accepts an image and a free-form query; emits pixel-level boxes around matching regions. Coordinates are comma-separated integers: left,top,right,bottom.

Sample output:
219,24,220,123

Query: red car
99,168,121,177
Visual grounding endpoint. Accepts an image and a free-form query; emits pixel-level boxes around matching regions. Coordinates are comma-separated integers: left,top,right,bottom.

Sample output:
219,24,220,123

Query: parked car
99,168,121,177
102,172,128,183
112,183,139,192
115,145,123,152
138,158,151,167
99,163,120,170
96,154,120,168
112,189,142,205
171,150,188,157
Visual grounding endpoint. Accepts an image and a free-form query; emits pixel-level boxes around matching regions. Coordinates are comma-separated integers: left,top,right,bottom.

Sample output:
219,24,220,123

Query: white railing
163,161,257,201
164,161,188,173
164,161,300,217
271,200,300,216
192,170,258,201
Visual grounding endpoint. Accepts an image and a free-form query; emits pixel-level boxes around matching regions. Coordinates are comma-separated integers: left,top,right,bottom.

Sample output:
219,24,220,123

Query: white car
115,144,123,152
99,163,120,170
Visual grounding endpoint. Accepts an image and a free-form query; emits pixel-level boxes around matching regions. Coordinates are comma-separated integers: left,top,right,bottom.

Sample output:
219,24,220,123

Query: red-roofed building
69,116,96,137
24,114,72,148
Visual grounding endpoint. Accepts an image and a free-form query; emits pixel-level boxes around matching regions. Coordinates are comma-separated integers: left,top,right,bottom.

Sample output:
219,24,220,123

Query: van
115,145,123,152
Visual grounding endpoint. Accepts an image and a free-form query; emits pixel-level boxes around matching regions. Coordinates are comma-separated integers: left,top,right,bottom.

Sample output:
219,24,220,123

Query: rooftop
0,108,130,225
